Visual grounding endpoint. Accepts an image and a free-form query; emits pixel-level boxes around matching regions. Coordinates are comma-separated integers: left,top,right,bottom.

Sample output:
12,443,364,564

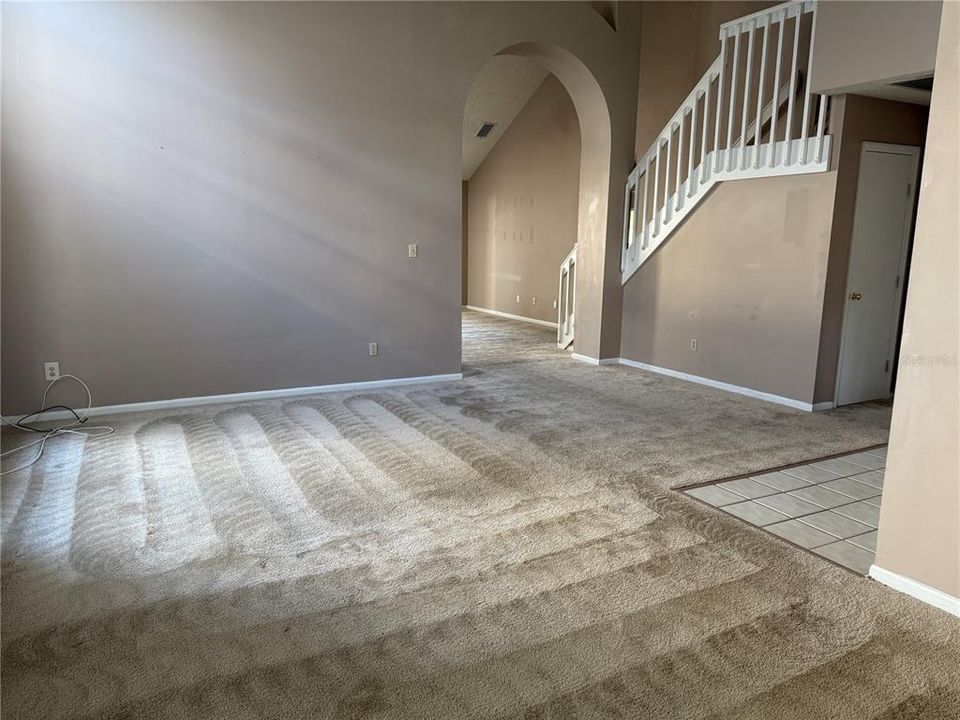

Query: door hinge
895,274,901,289
885,360,890,373
907,183,912,197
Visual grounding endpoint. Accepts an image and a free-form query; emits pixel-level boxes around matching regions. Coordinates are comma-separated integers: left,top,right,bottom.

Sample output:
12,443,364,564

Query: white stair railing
621,0,830,284
557,244,576,348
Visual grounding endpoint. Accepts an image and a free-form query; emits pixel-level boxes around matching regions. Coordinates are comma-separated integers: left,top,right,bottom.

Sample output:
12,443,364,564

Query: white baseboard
464,305,558,329
5,373,463,423
869,564,960,618
813,401,836,411
571,353,619,366
615,357,817,411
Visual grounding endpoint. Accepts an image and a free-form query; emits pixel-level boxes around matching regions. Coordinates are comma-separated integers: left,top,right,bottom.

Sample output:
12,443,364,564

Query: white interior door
836,143,920,407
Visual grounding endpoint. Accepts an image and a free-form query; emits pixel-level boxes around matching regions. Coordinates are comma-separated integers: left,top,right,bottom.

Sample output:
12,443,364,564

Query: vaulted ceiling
461,56,549,180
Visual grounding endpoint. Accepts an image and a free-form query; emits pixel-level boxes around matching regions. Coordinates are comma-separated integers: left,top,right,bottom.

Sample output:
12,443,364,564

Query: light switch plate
408,243,418,258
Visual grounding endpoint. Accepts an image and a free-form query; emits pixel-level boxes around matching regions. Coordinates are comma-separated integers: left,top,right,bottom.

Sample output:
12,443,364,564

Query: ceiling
461,56,549,180
848,81,933,106
826,73,935,107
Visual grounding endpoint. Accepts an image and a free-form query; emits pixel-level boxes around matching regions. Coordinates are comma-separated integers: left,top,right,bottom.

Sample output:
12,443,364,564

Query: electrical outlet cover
44,362,60,381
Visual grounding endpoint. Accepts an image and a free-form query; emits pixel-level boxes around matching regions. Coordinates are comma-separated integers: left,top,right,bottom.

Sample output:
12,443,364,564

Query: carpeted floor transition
2,310,958,719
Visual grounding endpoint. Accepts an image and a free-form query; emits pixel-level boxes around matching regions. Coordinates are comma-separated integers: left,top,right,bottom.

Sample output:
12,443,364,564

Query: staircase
621,0,831,284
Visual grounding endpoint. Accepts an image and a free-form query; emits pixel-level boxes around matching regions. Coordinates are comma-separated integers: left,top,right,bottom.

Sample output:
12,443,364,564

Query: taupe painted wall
813,94,929,404
875,1,959,599
620,171,838,404
624,2,937,406
466,75,580,325
634,1,776,158
811,1,942,94
1,2,640,413
624,0,842,405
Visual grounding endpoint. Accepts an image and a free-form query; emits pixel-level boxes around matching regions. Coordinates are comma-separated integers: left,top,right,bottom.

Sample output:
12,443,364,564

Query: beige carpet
2,310,957,719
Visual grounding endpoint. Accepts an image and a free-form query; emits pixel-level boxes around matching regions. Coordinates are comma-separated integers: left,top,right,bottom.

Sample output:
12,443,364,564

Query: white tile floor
684,446,886,574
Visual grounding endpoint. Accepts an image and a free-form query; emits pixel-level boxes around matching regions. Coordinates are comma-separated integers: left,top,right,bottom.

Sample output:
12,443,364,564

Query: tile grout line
794,514,876,542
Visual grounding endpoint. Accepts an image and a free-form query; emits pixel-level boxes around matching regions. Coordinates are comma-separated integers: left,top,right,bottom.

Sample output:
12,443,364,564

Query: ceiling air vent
476,122,496,138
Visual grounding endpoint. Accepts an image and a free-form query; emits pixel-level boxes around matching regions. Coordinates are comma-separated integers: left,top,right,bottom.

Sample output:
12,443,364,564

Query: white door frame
834,141,921,406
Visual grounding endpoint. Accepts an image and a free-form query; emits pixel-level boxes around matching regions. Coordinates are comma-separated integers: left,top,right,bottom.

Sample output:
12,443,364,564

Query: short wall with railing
557,244,576,348
622,0,831,285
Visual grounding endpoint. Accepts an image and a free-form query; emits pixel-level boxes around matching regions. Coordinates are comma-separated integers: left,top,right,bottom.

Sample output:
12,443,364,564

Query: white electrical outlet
407,243,418,258
532,296,537,305
44,361,60,381
516,294,521,303
368,342,379,357
690,339,698,351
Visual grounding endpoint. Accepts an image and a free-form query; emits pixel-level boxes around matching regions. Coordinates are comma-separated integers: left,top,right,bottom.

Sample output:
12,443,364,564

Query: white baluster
769,8,786,168
739,19,756,169
675,115,685,210
754,15,769,168
688,94,698,198
801,1,820,164
714,31,727,173
816,95,828,163
726,25,741,171
640,162,650,249
784,4,801,165
664,129,673,221
700,79,712,185
557,261,567,343
652,142,662,236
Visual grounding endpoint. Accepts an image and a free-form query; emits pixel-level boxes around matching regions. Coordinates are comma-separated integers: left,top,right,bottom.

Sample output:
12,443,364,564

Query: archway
460,54,581,347
460,40,618,362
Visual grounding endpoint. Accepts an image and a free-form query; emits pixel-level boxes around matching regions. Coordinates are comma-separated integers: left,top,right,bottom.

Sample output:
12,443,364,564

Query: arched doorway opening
460,41,616,363
460,54,581,351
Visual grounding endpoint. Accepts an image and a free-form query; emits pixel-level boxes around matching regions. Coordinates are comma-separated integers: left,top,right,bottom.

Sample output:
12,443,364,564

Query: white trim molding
869,565,960,618
463,305,558,329
6,373,463,423
616,357,819,411
571,353,619,366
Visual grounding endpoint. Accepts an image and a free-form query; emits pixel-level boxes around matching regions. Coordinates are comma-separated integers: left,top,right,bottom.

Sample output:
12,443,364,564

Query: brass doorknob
849,291,862,301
